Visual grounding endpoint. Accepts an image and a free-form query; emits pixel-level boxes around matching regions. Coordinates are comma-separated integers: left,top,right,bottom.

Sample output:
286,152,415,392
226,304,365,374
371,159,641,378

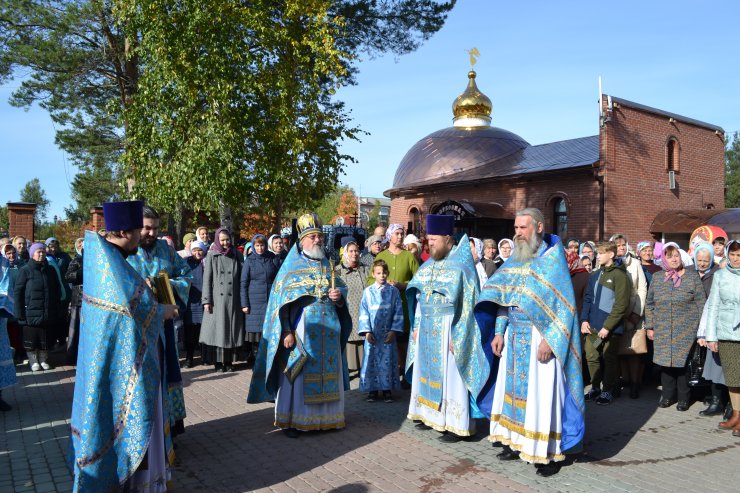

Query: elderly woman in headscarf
64,238,85,365
494,238,513,268
468,237,488,288
636,241,662,285
183,240,207,367
693,242,728,418
240,234,278,366
579,241,596,266
645,242,706,410
199,227,244,372
178,233,196,258
403,233,423,264
567,250,590,318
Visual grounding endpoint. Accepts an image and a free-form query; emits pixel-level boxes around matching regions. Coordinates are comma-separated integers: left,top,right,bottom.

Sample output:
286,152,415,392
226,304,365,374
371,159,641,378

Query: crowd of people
0,201,738,490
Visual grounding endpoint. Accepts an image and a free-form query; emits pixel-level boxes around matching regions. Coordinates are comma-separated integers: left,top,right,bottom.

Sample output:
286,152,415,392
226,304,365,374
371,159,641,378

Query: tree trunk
219,202,233,232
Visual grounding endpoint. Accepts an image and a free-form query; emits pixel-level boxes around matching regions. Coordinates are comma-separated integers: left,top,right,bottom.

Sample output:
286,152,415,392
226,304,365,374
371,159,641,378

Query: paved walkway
2,353,739,492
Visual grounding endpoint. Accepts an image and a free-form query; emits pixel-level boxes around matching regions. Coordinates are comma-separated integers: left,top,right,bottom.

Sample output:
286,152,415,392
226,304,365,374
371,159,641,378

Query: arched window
666,137,679,172
408,207,421,235
554,198,567,239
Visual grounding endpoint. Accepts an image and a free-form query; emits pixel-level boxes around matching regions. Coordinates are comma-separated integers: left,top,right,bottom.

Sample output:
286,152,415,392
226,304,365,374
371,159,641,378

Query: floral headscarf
386,224,404,244
566,250,588,274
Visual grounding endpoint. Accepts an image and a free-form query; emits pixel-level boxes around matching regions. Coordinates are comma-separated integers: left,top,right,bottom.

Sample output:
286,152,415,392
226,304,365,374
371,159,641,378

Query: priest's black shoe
283,428,299,438
535,462,561,477
415,422,432,430
438,432,463,443
676,401,690,412
496,446,520,461
658,398,677,408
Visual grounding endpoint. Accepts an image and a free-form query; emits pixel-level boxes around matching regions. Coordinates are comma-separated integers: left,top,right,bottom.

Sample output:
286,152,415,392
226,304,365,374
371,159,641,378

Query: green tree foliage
0,206,8,233
316,185,356,225
1,1,455,224
0,1,133,171
726,131,740,208
65,165,119,222
19,178,50,224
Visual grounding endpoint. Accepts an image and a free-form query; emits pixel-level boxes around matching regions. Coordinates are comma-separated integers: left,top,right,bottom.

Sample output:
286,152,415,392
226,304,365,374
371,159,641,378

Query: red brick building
385,71,726,244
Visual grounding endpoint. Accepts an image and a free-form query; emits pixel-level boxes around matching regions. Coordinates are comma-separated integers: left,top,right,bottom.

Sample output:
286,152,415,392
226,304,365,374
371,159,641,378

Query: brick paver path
2,353,739,492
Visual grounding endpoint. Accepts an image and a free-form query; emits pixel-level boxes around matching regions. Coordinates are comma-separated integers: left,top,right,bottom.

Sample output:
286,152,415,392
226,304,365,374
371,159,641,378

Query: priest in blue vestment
71,200,180,492
474,208,585,477
248,213,351,438
0,254,16,411
405,214,491,441
127,205,192,438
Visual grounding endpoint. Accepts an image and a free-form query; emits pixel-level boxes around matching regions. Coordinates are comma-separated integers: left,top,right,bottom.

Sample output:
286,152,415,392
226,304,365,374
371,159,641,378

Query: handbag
687,342,708,387
618,327,648,355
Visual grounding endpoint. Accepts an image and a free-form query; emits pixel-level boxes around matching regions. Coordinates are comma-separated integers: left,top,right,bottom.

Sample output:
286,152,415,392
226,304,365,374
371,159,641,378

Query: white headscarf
497,239,514,260
470,237,484,262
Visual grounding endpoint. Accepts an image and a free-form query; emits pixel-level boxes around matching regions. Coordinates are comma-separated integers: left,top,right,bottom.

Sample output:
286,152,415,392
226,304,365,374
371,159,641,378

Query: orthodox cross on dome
467,47,480,69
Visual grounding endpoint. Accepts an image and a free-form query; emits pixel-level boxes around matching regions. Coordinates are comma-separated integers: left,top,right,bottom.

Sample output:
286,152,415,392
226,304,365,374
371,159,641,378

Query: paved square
1,354,738,492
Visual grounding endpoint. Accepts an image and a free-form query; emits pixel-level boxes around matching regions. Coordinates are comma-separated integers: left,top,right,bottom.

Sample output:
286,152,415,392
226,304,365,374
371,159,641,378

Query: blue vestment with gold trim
474,234,585,454
71,231,170,492
247,245,351,404
405,235,491,415
128,240,192,430
0,256,16,391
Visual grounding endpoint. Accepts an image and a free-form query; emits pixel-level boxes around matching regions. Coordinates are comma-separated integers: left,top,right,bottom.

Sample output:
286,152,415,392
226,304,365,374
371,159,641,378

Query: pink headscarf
661,242,683,288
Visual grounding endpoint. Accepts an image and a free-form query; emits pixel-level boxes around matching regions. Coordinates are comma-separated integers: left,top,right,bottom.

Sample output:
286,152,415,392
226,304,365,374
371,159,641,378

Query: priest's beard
512,234,541,262
303,245,325,260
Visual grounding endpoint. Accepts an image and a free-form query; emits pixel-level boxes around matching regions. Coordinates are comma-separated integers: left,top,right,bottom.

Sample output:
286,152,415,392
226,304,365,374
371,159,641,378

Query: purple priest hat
426,214,454,236
102,200,144,232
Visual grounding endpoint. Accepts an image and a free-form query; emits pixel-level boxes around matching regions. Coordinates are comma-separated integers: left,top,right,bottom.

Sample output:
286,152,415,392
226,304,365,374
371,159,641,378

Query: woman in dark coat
183,241,207,367
645,243,706,411
199,228,244,372
240,234,278,364
64,238,84,365
14,243,62,371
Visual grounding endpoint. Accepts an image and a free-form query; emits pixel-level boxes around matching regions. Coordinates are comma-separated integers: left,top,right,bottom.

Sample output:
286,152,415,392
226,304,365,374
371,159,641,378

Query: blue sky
2,0,739,220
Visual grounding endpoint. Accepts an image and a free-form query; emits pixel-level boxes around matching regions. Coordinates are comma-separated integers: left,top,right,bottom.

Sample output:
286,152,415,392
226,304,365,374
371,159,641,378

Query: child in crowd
358,260,404,403
580,241,631,405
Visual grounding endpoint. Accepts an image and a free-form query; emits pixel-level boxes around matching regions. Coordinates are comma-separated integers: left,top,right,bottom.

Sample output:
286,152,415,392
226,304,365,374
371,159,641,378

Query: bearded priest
405,214,491,442
247,213,352,438
474,208,585,477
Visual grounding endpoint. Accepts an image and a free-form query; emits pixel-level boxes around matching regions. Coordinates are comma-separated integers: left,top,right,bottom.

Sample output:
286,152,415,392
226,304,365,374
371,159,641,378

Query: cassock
71,231,172,492
475,234,585,464
405,235,491,437
357,282,404,392
128,239,192,435
247,245,352,431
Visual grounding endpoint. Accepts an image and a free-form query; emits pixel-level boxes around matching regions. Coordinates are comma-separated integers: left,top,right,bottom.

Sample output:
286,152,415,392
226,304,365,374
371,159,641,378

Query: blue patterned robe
0,256,16,391
474,234,585,456
128,240,192,430
71,231,171,492
358,283,404,392
247,246,351,410
405,235,491,418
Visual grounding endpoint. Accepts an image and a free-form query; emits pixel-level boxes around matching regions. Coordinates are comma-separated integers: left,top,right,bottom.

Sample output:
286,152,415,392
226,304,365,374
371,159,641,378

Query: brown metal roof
649,209,739,234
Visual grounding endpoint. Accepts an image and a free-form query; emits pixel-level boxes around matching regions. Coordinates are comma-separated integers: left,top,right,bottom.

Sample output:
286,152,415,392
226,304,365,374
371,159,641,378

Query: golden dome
452,70,492,127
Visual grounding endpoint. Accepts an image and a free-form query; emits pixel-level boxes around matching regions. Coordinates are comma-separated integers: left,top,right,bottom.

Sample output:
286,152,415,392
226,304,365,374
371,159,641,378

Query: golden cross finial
467,47,480,69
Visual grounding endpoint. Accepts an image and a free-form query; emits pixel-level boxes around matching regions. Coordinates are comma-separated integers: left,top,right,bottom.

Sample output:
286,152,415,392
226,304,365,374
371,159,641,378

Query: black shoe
184,359,194,369
283,428,299,438
584,388,601,401
366,392,378,402
496,446,520,461
415,422,432,430
611,386,621,398
400,379,411,390
535,462,561,477
383,391,393,403
214,363,223,372
629,384,640,399
658,398,677,408
224,365,235,373
0,399,12,412
438,432,462,443
676,401,690,412
699,397,724,416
